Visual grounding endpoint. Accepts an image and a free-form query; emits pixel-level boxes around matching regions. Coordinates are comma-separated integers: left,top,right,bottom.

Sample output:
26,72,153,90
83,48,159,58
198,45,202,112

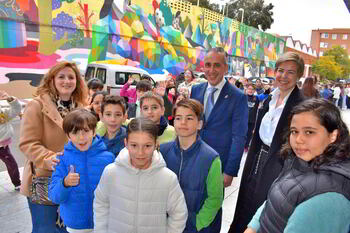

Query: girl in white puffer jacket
94,117,188,233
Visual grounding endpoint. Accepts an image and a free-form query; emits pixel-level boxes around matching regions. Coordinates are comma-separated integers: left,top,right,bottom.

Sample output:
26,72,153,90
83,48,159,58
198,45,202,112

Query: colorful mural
0,0,284,98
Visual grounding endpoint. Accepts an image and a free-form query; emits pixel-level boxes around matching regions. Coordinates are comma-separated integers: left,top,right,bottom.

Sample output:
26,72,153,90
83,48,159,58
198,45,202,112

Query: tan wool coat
19,94,83,196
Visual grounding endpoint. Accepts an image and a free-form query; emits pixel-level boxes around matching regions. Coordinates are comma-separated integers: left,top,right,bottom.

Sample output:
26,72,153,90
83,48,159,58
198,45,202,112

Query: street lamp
238,8,244,24
223,0,239,17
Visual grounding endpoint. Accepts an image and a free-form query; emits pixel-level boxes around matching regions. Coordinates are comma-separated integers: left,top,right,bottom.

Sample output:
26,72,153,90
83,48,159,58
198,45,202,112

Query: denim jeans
27,197,68,233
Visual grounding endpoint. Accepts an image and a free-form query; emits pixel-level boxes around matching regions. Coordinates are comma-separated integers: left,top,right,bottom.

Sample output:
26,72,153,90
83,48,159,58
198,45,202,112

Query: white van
85,62,155,95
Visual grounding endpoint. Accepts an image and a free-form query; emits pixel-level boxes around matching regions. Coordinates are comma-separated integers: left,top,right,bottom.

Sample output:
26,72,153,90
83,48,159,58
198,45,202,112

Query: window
341,44,347,49
332,34,337,40
96,68,106,83
343,34,348,40
85,67,95,81
115,73,126,85
321,33,328,38
320,42,328,48
115,73,141,85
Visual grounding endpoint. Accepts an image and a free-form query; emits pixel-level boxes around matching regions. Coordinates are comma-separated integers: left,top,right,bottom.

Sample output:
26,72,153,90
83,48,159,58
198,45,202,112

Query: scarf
52,95,76,119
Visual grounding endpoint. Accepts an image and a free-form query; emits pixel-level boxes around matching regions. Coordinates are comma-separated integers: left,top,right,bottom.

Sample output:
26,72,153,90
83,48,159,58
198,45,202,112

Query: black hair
63,108,97,135
87,78,104,90
280,98,350,168
90,91,108,105
136,80,153,92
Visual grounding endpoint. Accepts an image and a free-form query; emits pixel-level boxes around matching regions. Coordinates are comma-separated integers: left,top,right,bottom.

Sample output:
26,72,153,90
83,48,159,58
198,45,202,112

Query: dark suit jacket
191,81,248,176
230,86,304,233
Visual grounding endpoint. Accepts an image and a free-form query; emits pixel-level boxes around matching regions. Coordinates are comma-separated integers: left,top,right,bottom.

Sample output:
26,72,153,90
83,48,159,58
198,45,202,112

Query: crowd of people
0,49,349,233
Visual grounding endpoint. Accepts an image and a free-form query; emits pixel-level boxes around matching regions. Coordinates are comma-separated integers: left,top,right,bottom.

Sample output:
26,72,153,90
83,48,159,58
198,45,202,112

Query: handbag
29,162,57,206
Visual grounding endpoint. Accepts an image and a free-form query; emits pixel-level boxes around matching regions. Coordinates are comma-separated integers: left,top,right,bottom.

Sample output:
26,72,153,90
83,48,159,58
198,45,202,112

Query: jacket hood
293,156,350,180
319,159,350,180
64,135,107,155
115,147,166,174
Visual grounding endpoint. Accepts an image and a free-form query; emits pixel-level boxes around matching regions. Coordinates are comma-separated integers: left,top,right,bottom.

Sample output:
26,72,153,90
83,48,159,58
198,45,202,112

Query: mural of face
155,8,165,28
172,16,181,30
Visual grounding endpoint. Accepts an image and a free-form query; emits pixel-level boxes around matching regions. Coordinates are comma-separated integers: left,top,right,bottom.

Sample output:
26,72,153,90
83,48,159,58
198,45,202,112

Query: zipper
254,150,263,175
135,173,140,232
178,150,184,183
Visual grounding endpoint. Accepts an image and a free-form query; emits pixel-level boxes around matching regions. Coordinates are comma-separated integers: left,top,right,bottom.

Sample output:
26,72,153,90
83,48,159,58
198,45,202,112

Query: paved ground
0,156,246,233
1,109,349,233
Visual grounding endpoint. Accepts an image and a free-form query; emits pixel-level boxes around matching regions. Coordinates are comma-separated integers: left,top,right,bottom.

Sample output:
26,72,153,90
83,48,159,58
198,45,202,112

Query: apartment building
310,28,350,56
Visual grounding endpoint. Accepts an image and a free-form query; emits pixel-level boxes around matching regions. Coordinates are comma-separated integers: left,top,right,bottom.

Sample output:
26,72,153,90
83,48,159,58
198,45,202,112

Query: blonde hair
275,52,305,78
36,61,88,105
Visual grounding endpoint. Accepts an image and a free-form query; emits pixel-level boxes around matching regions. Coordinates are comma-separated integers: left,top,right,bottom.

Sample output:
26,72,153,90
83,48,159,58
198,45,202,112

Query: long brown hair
301,77,318,98
36,61,88,105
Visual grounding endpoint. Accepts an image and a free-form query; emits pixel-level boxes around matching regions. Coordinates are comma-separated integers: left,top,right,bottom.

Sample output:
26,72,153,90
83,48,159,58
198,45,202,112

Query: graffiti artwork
0,0,284,98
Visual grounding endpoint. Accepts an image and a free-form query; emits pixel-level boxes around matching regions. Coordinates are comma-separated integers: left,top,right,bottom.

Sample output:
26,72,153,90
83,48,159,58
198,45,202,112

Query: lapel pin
225,95,229,98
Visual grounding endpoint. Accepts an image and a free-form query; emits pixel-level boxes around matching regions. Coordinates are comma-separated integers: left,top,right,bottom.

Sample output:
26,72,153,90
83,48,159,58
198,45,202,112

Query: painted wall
0,0,284,98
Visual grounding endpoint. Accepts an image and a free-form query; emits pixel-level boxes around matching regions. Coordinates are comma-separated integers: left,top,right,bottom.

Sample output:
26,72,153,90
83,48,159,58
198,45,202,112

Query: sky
213,0,350,46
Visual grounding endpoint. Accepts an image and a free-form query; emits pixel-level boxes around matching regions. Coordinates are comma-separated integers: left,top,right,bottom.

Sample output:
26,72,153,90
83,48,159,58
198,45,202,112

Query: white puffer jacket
94,148,188,233
0,98,21,144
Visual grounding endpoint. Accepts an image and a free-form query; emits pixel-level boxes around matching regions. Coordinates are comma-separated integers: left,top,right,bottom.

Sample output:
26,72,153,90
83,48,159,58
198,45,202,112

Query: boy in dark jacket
160,99,223,233
49,109,114,232
100,95,127,157
245,84,259,152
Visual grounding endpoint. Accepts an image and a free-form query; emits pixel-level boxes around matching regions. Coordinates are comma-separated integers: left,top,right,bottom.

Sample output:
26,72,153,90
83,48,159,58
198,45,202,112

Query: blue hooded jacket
49,135,114,229
101,126,126,157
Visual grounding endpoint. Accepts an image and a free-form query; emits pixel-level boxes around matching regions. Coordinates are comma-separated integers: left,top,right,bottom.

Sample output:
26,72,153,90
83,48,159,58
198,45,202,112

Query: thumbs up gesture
64,165,80,187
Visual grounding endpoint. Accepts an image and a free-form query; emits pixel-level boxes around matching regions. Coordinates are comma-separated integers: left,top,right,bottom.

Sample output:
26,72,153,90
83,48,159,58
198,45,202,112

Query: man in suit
191,47,249,187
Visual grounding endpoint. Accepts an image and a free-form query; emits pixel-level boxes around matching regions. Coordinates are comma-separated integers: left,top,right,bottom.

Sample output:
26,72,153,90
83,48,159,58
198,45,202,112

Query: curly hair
35,61,88,105
280,98,350,168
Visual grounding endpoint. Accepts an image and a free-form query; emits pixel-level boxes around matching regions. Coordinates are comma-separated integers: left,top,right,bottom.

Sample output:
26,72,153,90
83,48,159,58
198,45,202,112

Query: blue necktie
205,87,218,120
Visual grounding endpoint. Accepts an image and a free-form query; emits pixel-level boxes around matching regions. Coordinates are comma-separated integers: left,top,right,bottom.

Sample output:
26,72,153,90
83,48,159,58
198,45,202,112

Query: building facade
282,36,318,77
310,28,350,56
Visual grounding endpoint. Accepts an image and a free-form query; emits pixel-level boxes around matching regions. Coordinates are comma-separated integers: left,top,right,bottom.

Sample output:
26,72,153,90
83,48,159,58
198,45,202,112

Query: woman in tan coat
19,61,87,233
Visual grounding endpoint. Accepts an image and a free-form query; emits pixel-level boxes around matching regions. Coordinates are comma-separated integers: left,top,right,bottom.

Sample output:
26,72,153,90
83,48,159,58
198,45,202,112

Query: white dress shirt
203,78,226,111
259,87,294,147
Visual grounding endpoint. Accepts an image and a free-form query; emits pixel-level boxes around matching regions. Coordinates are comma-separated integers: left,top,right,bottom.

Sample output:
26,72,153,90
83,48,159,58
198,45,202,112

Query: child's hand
127,76,134,84
64,166,79,187
44,152,63,171
0,91,14,102
0,90,9,100
155,81,166,96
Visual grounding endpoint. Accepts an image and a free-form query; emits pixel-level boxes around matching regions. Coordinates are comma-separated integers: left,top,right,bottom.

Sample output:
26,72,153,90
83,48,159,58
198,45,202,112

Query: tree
225,0,274,31
312,56,343,80
76,0,94,38
324,45,350,78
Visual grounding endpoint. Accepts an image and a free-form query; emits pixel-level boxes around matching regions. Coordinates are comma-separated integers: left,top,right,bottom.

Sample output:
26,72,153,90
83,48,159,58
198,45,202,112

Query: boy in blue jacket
49,108,114,233
99,95,127,157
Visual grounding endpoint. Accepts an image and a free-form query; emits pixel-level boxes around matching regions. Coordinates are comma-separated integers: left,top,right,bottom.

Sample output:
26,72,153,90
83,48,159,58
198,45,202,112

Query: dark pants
245,123,255,148
27,198,68,233
0,145,21,187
